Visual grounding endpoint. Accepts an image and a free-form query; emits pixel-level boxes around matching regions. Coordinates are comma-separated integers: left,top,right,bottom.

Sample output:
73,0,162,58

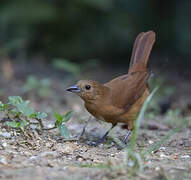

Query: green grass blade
130,87,159,150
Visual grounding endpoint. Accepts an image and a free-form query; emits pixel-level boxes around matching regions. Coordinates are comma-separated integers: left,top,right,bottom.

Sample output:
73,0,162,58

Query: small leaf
62,111,73,122
8,96,23,105
6,121,21,128
36,112,47,119
52,59,80,76
23,75,39,92
40,79,51,87
58,124,70,138
16,101,35,117
0,101,8,111
20,120,30,127
53,112,63,127
53,112,63,121
8,108,21,116
29,112,37,118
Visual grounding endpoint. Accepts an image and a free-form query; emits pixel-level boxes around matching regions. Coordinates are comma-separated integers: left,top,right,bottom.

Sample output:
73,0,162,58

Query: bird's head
66,80,109,102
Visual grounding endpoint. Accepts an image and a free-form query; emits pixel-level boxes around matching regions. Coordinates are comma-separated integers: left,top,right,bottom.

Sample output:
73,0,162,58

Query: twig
42,126,57,131
36,118,44,128
57,137,81,141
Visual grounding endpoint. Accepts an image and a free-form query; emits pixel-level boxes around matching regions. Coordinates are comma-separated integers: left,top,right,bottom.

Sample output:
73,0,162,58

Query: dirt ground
0,59,191,180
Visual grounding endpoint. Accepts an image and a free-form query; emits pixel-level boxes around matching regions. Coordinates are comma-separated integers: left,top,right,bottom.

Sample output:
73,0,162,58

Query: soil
0,59,191,180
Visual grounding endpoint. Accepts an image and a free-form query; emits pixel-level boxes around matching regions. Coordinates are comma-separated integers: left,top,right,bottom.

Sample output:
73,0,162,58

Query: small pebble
11,137,16,144
128,160,135,167
29,156,37,160
39,151,57,157
147,160,152,164
13,131,17,136
2,142,7,147
24,151,32,156
78,158,83,162
61,167,67,170
159,147,166,151
93,159,102,163
155,166,160,171
148,140,154,144
46,142,53,148
0,156,7,165
0,132,11,138
1,128,6,132
47,124,54,128
18,151,24,155
159,153,168,158
180,155,190,159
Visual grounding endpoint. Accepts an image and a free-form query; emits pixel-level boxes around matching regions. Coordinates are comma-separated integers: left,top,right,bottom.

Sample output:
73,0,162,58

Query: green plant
0,96,72,139
52,59,80,77
52,58,99,78
0,96,47,129
123,87,158,175
53,111,72,139
23,75,52,97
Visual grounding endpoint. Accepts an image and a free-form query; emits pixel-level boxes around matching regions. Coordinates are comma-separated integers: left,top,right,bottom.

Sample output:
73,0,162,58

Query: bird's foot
87,136,105,146
122,130,131,144
115,143,129,150
113,130,131,150
87,141,100,146
113,139,130,150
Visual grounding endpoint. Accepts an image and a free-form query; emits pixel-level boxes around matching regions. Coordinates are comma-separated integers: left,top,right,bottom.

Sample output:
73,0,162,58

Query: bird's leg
114,130,131,150
78,116,92,140
122,130,131,144
88,123,117,146
97,123,117,143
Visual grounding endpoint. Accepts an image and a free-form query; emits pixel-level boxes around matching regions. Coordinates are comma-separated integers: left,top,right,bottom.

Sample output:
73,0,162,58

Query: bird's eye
85,85,91,90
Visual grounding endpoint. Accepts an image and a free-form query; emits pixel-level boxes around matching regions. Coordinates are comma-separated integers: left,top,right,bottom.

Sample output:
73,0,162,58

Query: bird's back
105,31,155,112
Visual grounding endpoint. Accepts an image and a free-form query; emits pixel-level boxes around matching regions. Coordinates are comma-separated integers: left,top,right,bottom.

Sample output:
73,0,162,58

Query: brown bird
67,31,156,145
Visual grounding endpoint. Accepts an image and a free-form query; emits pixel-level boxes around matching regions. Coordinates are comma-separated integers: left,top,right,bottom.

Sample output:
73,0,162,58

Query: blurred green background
0,0,191,64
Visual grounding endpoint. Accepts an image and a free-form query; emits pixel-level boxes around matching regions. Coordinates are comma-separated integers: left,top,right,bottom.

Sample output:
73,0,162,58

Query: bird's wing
104,71,149,111
104,31,155,111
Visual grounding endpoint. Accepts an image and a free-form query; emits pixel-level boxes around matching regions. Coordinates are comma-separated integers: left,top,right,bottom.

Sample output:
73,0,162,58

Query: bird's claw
115,143,129,150
87,141,101,146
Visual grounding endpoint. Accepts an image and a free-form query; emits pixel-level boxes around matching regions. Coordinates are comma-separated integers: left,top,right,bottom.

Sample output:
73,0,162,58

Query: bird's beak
66,85,81,93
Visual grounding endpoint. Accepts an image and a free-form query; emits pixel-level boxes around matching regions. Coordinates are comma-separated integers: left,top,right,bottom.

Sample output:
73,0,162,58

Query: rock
159,147,166,151
184,140,191,147
180,155,190,159
0,132,11,138
24,151,32,156
2,141,7,148
45,142,53,148
0,156,8,165
56,143,75,154
39,151,57,158
148,140,154,144
29,156,38,160
159,153,168,159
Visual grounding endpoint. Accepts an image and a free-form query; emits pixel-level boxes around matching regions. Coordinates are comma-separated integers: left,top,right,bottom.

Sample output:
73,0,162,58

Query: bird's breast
85,102,104,119
84,102,122,123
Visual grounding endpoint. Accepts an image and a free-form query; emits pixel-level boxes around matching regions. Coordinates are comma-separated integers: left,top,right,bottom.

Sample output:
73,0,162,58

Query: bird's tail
128,31,155,73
